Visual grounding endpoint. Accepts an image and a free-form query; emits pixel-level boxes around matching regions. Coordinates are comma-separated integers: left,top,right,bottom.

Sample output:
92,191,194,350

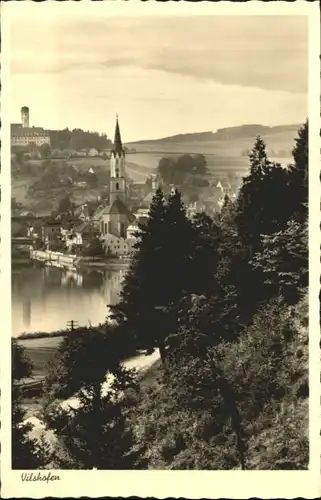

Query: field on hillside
18,336,63,379
66,157,107,171
127,153,250,177
12,185,105,214
125,129,295,178
11,128,296,211
127,129,296,155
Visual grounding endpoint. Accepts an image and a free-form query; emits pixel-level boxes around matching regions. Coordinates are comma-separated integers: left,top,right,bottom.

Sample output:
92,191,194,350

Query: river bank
28,249,131,270
76,257,130,270
17,325,100,340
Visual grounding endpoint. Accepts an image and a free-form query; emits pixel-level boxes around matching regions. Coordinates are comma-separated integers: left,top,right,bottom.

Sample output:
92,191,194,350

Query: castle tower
109,115,126,205
21,106,29,128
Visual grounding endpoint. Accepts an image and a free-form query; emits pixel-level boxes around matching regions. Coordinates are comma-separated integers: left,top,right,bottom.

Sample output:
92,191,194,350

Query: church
99,117,136,256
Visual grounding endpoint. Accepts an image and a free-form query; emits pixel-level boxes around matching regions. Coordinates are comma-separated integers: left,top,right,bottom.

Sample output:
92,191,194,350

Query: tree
193,154,207,176
82,237,105,257
58,194,74,215
12,339,50,469
288,121,308,221
190,212,221,295
251,219,308,304
145,176,153,191
39,143,51,159
158,154,207,188
112,188,197,362
42,329,139,469
15,150,25,163
236,136,290,256
111,188,168,360
157,157,176,185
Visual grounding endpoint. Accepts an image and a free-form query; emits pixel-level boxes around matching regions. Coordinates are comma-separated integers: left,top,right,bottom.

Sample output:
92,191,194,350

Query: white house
62,229,83,251
75,149,87,157
135,208,150,219
126,223,140,240
88,148,99,157
101,233,128,257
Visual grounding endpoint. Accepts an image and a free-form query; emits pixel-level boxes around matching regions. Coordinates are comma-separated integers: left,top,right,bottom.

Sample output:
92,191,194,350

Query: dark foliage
12,340,51,469
49,128,112,152
157,154,208,188
42,328,141,469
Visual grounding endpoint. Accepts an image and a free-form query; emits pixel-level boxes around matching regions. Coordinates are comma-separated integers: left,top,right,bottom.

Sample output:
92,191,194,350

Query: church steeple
112,114,124,157
110,115,126,205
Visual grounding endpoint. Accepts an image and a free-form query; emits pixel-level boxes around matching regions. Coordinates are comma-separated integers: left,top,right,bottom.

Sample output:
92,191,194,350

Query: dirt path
24,350,160,444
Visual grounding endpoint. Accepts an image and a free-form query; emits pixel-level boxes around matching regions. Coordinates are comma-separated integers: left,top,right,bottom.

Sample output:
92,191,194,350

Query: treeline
241,147,292,158
49,128,112,151
12,122,308,470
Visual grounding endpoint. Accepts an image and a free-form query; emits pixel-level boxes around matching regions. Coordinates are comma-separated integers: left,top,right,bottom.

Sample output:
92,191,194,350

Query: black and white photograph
1,0,320,498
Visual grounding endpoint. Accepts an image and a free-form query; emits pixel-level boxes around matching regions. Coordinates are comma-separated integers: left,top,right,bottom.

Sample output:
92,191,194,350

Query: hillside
127,123,301,145
126,295,308,470
125,124,300,180
11,123,301,214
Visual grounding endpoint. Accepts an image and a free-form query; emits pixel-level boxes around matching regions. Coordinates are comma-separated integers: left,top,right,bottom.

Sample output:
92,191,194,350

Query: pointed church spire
113,114,124,156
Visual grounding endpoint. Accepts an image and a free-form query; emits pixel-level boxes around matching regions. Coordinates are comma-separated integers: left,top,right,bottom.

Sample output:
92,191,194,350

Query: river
12,262,127,337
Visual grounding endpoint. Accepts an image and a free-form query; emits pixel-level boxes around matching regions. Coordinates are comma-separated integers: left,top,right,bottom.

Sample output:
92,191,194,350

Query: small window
116,182,119,190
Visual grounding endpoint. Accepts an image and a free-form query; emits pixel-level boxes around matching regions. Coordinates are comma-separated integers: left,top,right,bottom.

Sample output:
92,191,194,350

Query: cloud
10,15,308,94
10,65,307,141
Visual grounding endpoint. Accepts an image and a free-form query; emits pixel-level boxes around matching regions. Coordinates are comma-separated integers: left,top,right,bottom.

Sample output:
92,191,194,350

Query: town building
11,107,51,148
87,148,99,157
98,117,136,255
42,220,62,248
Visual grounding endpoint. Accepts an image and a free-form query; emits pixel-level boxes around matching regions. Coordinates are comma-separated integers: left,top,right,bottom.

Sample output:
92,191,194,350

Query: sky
8,6,308,142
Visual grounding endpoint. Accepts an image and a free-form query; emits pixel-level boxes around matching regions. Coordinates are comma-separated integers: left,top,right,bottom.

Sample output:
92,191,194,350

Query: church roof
142,191,154,205
103,198,136,222
111,116,124,156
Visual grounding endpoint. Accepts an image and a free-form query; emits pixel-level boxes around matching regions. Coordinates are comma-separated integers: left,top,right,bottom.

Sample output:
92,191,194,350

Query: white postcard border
1,1,320,498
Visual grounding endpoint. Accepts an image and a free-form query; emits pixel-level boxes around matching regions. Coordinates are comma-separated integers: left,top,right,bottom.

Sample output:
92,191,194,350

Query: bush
81,237,105,258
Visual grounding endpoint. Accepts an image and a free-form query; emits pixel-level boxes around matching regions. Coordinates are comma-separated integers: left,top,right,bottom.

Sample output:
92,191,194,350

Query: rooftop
103,198,136,222
11,126,50,137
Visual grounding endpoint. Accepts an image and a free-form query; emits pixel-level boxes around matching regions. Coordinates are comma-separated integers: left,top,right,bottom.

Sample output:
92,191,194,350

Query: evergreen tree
111,188,196,362
251,219,308,304
190,212,221,295
288,120,308,221
111,188,168,358
236,136,290,256
12,340,49,469
43,329,139,469
234,136,294,319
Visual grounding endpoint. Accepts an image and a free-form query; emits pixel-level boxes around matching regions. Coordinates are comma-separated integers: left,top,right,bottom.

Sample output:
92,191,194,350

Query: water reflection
12,263,126,337
22,299,31,328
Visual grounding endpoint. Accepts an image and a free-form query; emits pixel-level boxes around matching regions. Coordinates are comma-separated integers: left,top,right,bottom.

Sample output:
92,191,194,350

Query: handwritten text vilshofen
21,472,60,483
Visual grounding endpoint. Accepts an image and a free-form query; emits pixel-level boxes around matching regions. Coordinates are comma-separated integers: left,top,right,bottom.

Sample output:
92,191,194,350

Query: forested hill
129,124,301,144
49,128,112,151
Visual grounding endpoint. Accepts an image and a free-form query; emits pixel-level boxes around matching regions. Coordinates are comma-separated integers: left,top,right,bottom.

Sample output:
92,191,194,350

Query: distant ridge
127,124,302,145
